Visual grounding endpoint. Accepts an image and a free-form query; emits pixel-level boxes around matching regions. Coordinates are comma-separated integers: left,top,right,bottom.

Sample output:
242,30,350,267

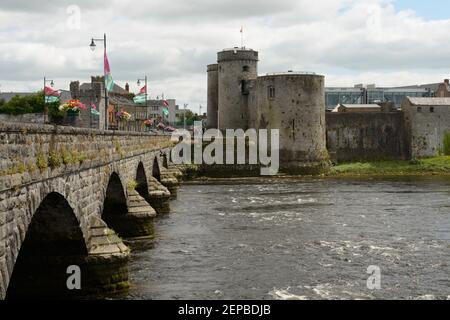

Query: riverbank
328,156,450,177
176,156,450,182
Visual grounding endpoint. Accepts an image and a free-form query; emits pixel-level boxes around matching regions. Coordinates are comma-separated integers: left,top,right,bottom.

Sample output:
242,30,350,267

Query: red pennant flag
163,100,169,107
44,86,60,97
139,85,147,94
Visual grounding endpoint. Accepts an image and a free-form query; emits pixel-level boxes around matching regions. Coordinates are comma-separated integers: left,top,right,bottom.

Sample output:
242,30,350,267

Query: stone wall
326,112,409,162
403,101,450,158
0,113,44,124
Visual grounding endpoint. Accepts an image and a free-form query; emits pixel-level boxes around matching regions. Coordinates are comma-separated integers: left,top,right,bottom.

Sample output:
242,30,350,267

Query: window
430,107,435,113
268,86,275,100
417,107,422,113
243,66,249,72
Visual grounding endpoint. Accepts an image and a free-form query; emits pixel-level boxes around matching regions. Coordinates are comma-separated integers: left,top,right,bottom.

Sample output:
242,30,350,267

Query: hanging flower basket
59,99,87,116
67,109,80,116
116,110,132,122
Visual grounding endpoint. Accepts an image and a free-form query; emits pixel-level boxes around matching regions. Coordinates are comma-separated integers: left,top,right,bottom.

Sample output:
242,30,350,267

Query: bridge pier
103,189,157,239
160,172,180,199
146,177,171,215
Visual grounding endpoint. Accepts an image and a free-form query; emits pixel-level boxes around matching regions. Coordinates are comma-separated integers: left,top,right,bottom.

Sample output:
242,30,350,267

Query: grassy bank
329,156,450,176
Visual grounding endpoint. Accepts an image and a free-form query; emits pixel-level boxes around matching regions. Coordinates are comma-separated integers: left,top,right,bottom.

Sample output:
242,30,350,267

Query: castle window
417,107,422,113
243,66,249,72
430,107,435,113
268,86,275,100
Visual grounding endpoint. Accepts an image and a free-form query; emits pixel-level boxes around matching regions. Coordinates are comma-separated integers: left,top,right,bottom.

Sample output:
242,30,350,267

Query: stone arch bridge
0,122,184,299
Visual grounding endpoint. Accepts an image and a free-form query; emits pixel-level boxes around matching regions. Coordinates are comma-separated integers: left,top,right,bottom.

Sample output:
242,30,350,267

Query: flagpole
145,75,148,129
241,27,243,48
103,33,109,131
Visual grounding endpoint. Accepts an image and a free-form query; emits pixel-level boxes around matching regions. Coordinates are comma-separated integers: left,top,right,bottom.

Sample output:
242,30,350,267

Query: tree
177,110,202,125
0,91,62,121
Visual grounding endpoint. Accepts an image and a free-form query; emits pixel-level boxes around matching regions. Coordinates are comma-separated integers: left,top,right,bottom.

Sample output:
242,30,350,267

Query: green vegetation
443,131,450,156
329,156,450,176
0,91,63,121
175,110,203,126
126,179,138,192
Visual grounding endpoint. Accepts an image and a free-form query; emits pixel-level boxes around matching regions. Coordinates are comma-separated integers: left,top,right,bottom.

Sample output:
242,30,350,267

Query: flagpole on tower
240,26,244,48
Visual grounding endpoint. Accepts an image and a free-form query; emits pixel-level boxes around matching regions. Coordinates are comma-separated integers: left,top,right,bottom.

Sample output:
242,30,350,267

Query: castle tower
217,48,258,130
206,64,219,129
253,72,328,173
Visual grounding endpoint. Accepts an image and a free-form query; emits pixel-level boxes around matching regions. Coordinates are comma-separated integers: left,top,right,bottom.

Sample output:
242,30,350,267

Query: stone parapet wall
0,121,173,192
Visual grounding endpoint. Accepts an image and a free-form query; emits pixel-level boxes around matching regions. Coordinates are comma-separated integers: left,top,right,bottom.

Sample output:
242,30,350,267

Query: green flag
133,94,146,104
45,96,59,104
162,107,169,116
104,50,114,92
91,109,100,116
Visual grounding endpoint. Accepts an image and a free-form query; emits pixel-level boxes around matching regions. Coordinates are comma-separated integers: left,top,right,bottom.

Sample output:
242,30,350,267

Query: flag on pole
162,107,169,117
90,103,100,115
163,100,169,107
104,49,114,92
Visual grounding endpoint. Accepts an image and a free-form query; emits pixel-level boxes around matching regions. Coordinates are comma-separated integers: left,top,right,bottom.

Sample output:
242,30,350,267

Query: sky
0,0,449,114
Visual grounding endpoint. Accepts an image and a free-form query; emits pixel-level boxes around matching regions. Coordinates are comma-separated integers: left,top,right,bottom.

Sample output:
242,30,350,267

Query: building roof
406,97,450,106
80,82,129,95
109,95,137,107
340,104,381,109
331,104,382,112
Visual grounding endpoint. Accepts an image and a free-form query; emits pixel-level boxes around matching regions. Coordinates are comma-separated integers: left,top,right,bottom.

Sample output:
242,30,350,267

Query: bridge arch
136,161,149,199
102,172,128,235
162,153,169,169
152,157,161,181
6,192,88,299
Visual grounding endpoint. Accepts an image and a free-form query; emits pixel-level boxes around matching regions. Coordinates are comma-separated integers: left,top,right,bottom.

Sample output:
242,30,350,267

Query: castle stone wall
207,64,219,129
252,73,328,172
326,112,409,162
217,49,258,130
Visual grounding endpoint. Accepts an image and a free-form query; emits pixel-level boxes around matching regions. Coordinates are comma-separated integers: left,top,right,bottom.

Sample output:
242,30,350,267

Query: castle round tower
217,48,258,130
253,72,329,173
206,64,219,129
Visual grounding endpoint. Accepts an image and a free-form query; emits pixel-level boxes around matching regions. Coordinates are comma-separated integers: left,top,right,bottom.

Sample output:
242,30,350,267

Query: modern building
325,84,433,110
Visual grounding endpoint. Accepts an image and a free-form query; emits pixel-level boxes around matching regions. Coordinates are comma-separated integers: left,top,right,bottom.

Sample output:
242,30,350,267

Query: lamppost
89,33,108,130
137,76,148,131
183,103,188,130
43,77,54,123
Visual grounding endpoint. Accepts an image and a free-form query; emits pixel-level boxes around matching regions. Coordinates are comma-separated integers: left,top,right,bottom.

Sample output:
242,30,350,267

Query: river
112,176,450,300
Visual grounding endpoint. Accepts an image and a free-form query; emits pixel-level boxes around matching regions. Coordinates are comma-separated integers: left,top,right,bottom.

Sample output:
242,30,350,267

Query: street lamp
137,76,148,129
89,33,108,130
183,103,188,130
44,76,55,123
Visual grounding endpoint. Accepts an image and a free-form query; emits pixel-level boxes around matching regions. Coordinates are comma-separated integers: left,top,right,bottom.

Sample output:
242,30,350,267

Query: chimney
125,83,130,92
445,79,449,85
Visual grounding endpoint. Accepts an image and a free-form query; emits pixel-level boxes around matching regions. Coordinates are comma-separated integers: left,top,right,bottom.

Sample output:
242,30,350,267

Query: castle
207,47,329,173
207,47,450,171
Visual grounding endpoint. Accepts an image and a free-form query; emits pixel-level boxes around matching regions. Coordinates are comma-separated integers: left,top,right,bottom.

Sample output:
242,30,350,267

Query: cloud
0,0,450,113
